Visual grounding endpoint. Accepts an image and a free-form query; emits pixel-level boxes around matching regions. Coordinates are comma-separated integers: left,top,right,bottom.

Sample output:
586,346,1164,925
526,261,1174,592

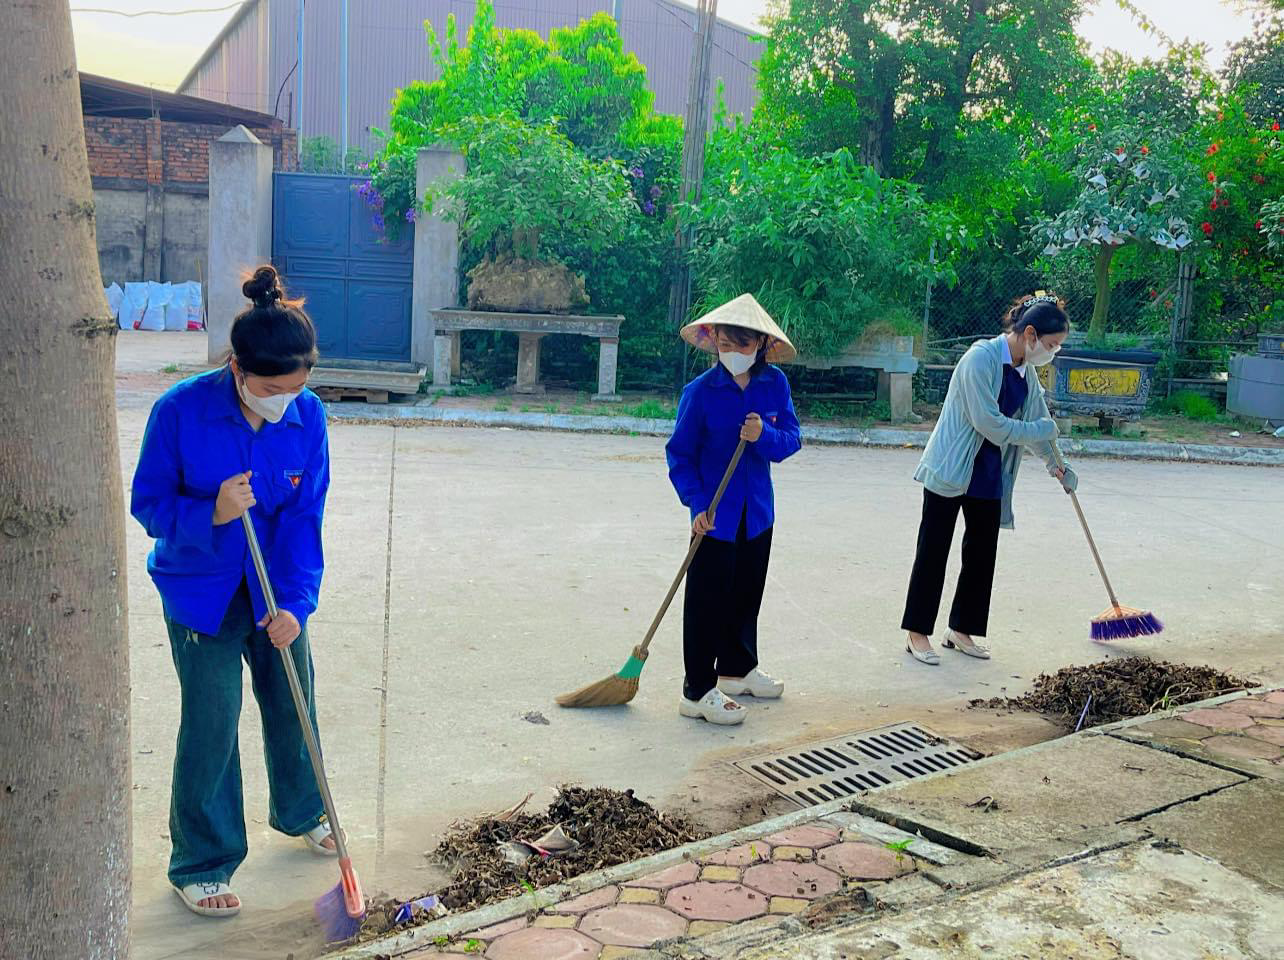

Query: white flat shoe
718,667,784,699
303,817,345,857
174,881,241,918
680,688,747,725
906,640,940,666
943,630,991,659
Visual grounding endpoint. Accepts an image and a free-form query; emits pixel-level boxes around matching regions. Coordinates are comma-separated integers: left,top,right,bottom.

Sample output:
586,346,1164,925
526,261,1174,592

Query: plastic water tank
1227,354,1284,420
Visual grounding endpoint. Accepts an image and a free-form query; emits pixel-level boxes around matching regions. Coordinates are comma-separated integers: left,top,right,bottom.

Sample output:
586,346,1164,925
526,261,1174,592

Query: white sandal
174,881,241,918
303,817,344,857
718,667,784,699
943,630,991,660
680,688,747,725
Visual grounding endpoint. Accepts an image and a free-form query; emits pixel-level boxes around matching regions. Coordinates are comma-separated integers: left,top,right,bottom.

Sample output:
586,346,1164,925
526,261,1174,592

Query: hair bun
242,265,283,307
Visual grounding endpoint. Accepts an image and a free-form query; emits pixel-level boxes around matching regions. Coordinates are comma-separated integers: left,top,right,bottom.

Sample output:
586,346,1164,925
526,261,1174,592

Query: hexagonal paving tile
817,842,914,880
742,861,841,900
550,886,620,914
1181,708,1255,730
486,927,599,960
666,881,767,922
1201,735,1282,761
579,904,688,947
1226,699,1284,719
762,824,841,849
470,916,528,940
624,862,699,890
701,842,772,867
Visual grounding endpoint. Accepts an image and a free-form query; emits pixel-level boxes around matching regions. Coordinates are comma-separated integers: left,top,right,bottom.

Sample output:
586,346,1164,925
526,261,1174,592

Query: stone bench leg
433,333,453,388
878,371,915,423
450,331,461,378
514,332,545,394
593,337,620,402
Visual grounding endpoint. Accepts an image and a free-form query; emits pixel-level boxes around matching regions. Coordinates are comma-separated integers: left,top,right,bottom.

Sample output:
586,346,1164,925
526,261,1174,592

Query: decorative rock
534,914,580,928
742,861,841,900
579,904,687,947
1247,724,1284,746
666,882,767,922
618,888,661,904
1225,699,1284,719
550,886,620,914
772,845,813,861
625,862,699,890
471,916,528,940
818,842,914,880
701,842,772,866
762,825,841,849
1201,735,1282,761
486,927,599,960
1181,708,1255,730
769,897,810,915
688,920,730,936
700,865,742,882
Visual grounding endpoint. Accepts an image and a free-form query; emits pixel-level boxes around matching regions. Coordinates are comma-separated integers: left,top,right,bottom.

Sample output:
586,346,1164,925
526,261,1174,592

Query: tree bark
0,3,132,959
1089,244,1117,341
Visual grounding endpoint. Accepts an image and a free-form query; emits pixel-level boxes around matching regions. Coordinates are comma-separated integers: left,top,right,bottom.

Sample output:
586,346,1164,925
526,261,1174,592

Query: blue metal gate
271,173,414,363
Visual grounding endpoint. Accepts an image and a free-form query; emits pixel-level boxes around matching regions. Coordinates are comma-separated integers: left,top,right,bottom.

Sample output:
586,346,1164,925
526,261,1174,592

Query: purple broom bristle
1092,610,1163,641
316,883,365,943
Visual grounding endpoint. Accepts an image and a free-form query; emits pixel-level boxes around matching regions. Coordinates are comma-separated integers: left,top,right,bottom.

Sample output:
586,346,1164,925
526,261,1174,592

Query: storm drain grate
732,722,984,808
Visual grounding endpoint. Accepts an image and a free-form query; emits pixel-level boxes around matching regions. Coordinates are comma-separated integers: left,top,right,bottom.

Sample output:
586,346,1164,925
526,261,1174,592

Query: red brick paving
1225,699,1284,719
549,885,620,914
700,842,773,866
1181,708,1256,730
665,881,767,922
485,927,599,960
741,861,841,899
623,861,699,890
579,904,688,946
817,841,914,880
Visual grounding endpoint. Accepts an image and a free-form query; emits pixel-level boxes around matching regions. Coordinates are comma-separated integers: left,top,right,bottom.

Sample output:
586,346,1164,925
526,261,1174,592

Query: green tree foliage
1224,10,1284,125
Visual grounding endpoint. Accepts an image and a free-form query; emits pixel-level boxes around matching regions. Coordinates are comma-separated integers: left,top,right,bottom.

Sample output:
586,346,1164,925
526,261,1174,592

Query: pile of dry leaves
971,657,1251,729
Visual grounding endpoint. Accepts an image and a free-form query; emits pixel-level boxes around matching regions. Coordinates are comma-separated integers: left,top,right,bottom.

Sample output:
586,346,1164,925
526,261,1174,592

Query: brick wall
85,115,296,190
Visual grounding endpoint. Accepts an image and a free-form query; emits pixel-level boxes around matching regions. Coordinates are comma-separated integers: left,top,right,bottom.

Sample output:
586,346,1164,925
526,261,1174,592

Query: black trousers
901,489,1001,638
682,511,773,701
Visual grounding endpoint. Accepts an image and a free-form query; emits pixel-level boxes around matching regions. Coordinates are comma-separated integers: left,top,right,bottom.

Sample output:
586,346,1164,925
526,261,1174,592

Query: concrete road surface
112,333,1283,960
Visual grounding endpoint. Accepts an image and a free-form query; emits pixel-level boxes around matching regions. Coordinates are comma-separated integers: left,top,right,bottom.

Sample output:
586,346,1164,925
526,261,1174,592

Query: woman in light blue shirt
901,294,1077,666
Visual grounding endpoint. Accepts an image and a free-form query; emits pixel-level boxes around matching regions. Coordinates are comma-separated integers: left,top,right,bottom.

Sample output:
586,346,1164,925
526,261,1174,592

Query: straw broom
1051,443,1163,641
557,439,747,708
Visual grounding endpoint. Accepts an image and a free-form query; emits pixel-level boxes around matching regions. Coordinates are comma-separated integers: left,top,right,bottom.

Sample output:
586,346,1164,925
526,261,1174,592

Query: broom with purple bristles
1051,444,1163,641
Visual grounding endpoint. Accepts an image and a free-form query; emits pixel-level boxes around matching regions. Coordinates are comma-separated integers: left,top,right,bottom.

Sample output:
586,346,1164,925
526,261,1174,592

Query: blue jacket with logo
131,368,330,635
665,363,801,542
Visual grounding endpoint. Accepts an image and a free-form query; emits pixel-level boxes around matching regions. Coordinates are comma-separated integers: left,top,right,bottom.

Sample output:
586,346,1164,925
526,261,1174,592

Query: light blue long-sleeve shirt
131,368,330,634
915,336,1074,529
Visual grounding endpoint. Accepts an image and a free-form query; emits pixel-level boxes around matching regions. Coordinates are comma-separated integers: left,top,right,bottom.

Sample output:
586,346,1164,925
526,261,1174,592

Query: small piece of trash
522,711,550,725
1229,431,1241,438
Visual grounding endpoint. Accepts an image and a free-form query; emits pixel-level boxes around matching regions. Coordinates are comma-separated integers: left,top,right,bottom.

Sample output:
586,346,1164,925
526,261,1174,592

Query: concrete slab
1143,780,1284,890
732,844,1284,960
851,736,1244,856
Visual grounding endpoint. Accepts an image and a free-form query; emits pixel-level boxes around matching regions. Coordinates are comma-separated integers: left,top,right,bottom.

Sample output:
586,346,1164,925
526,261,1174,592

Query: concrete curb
325,402,1284,467
329,685,1277,958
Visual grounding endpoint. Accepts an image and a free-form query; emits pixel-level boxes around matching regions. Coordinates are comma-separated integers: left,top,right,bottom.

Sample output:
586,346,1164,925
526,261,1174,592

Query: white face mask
1025,335,1060,368
719,350,756,376
237,374,300,423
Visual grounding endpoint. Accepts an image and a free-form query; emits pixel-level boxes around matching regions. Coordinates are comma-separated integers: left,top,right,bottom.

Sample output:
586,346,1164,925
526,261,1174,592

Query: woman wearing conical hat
665,295,802,726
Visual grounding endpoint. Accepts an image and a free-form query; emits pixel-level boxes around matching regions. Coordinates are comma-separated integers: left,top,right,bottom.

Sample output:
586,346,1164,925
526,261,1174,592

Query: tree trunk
1089,244,1117,341
0,3,131,959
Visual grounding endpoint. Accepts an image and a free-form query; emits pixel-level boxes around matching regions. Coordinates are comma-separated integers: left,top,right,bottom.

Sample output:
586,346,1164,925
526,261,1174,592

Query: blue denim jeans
164,582,325,888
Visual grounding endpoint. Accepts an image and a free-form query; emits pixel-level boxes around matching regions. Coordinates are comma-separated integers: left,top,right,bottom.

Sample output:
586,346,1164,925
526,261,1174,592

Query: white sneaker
679,688,747,725
718,667,784,699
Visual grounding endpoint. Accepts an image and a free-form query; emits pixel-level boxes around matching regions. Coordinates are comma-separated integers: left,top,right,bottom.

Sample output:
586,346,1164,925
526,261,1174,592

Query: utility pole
339,0,349,168
296,0,305,143
668,0,718,384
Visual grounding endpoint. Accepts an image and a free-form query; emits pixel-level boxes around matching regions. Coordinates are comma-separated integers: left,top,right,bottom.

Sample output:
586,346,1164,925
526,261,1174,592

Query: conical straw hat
680,294,797,364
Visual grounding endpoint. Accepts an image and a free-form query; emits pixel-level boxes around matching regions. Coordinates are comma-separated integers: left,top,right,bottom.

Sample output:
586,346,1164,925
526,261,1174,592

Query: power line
71,1,246,16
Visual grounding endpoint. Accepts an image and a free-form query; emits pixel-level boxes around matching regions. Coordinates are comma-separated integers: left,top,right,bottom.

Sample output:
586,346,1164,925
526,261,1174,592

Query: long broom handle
241,512,350,862
635,438,747,660
1050,443,1121,610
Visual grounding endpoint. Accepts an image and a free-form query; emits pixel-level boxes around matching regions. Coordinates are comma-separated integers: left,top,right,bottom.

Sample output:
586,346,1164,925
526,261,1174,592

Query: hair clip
1021,294,1059,308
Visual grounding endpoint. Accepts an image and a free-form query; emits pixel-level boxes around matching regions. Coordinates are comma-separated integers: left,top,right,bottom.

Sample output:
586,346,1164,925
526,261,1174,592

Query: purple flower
406,208,417,223
372,212,385,232
631,166,644,179
356,180,373,198
642,200,656,215
649,185,662,199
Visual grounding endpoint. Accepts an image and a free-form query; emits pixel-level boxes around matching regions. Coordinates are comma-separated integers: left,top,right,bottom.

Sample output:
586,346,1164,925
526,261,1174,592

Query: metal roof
81,71,283,127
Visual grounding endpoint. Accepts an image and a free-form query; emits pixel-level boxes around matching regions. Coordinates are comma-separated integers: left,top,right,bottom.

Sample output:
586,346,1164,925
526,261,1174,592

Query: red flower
1207,171,1217,182
1149,288,1158,298
1115,146,1125,155
1257,220,1264,230
1088,123,1097,131
1209,200,1219,211
1274,121,1281,131
1206,143,1219,155
1140,145,1149,155
1201,221,1213,235
1218,112,1225,122
1254,174,1266,185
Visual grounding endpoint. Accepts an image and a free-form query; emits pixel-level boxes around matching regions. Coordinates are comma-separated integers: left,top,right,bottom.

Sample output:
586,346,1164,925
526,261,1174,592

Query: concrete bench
430,308,624,401
796,335,920,422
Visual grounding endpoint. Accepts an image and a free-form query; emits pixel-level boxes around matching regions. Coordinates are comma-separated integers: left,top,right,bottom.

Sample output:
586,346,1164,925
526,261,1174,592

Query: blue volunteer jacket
666,362,801,542
131,368,330,635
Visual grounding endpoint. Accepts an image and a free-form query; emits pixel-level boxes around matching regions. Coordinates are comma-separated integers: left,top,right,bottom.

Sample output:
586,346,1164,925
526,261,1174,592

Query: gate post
413,146,465,371
207,126,273,363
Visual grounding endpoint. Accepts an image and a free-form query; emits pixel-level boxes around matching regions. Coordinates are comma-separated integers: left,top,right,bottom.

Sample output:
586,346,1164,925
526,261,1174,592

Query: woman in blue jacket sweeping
132,266,335,918
902,293,1077,666
666,295,802,725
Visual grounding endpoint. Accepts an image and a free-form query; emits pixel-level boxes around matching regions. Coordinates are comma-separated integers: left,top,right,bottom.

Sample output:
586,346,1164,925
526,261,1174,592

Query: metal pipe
340,0,349,167
296,0,305,143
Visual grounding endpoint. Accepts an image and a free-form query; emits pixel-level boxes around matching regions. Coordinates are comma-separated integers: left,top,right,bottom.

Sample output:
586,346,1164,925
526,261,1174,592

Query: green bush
1161,389,1221,421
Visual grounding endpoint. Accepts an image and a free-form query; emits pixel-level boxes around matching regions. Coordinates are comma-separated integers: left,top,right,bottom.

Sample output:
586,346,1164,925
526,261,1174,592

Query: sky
70,0,1261,93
